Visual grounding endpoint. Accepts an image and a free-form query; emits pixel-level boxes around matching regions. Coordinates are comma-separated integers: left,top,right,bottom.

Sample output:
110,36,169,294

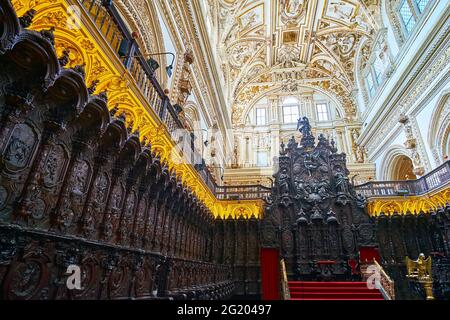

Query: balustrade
355,161,450,197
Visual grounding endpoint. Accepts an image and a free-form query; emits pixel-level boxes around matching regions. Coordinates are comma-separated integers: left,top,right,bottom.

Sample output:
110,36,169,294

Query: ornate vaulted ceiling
204,0,380,127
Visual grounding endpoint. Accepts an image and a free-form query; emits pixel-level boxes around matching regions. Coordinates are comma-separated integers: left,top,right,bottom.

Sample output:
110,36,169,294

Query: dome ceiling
204,0,380,127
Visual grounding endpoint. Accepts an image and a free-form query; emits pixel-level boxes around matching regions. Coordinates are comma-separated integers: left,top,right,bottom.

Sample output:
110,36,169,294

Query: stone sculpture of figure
351,129,359,144
297,116,312,137
317,179,330,199
335,172,349,194
356,193,366,208
355,145,365,163
278,167,290,196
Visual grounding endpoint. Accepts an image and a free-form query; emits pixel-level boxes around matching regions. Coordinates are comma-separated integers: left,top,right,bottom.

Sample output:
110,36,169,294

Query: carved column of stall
161,174,179,255
184,202,193,259
190,209,198,260
182,196,194,259
201,216,212,262
201,212,208,260
198,210,207,260
205,214,213,261
141,162,160,251
116,135,144,247
212,218,224,264
204,217,212,261
160,175,176,256
193,207,201,260
194,208,203,260
169,189,180,257
179,195,191,259
167,181,182,257
200,213,207,261
150,175,166,253
174,185,189,257
153,169,171,254
207,217,215,261
13,104,73,226
196,214,204,261
174,190,188,258
129,146,154,249
51,113,102,234
70,113,117,240
191,203,200,260
99,137,134,243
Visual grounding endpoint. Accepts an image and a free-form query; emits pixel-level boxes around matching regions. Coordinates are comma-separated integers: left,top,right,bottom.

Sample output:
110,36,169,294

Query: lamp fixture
130,52,175,77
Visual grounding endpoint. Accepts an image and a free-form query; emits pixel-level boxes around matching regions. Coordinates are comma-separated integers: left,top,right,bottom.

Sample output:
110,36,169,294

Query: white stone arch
428,92,450,164
380,145,415,180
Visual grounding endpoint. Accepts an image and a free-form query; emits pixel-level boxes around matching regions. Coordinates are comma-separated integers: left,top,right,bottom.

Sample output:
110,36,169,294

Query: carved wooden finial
132,129,140,138
109,104,119,117
19,9,36,28
88,79,100,94
97,91,108,102
58,49,70,67
118,112,126,122
40,26,55,45
73,63,86,79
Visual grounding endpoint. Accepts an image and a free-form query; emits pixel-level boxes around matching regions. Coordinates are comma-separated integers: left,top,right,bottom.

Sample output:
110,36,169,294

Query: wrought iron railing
215,184,272,200
355,161,450,198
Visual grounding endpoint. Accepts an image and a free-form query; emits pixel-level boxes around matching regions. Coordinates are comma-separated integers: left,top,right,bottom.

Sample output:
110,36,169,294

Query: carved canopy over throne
262,117,377,281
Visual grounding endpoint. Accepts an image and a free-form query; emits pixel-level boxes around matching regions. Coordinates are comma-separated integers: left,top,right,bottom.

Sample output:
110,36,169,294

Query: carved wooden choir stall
0,1,232,300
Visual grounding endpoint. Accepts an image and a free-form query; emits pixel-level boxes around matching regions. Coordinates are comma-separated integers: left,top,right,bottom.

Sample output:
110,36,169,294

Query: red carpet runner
288,281,385,300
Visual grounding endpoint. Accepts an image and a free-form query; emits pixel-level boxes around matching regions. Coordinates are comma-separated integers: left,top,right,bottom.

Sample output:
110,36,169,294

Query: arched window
282,97,299,123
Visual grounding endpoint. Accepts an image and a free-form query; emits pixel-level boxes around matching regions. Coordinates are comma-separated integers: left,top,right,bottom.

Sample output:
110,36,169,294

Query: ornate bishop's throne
262,118,377,281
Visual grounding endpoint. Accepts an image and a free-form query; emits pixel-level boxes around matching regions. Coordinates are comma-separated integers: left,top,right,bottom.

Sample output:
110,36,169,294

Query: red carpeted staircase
288,281,385,300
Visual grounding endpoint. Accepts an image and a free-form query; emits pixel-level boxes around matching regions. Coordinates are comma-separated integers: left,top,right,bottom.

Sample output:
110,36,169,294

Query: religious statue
355,145,365,163
351,129,359,145
278,167,291,196
297,116,311,137
335,172,349,194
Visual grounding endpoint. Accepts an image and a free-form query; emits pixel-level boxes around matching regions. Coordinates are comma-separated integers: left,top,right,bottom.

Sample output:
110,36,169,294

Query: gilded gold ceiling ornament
280,0,307,26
